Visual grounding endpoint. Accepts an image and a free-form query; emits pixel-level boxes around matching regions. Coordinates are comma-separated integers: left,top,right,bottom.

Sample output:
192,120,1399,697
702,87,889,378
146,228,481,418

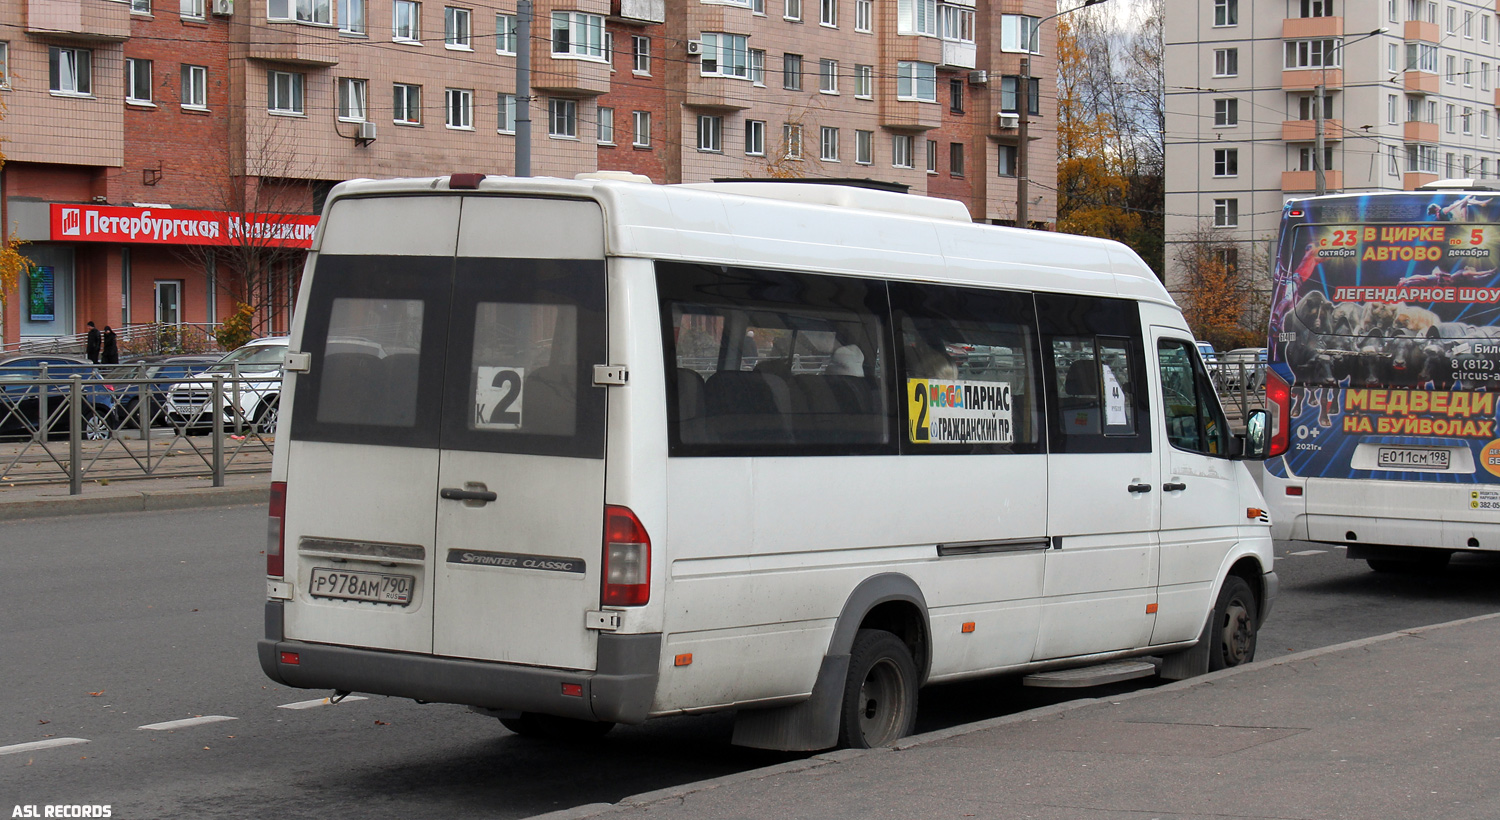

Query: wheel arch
827,572,932,684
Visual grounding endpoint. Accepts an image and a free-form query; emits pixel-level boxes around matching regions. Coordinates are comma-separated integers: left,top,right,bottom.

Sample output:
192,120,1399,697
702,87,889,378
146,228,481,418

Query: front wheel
82,407,111,441
1208,576,1258,671
837,629,919,749
253,397,280,435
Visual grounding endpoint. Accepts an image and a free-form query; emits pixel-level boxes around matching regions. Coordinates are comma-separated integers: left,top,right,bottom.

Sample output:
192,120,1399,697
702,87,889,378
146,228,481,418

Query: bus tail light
1265,370,1291,458
268,481,287,578
602,505,651,606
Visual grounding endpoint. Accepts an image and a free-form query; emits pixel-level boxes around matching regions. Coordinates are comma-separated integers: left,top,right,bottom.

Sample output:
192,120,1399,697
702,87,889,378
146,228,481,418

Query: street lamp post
1314,28,1386,195
1016,0,1107,230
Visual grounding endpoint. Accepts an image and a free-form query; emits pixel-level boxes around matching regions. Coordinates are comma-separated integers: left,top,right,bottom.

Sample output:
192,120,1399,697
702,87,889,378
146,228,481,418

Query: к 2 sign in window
476,366,524,429
908,379,1013,443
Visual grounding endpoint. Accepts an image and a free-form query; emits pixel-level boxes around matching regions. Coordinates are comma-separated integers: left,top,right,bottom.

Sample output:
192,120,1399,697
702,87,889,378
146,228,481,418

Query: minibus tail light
1265,370,1291,458
268,481,287,578
602,505,650,606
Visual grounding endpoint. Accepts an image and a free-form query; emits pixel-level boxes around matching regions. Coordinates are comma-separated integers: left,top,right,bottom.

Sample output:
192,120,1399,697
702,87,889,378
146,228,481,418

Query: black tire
82,406,111,441
499,712,614,740
1208,576,1258,671
837,629,919,749
254,397,280,435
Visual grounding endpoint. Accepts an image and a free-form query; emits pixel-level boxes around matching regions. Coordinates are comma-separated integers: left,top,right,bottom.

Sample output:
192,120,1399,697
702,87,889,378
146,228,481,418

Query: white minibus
258,174,1276,750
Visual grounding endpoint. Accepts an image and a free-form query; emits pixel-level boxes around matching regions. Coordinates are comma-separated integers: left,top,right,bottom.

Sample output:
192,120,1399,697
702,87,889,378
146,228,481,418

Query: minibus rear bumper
259,606,660,724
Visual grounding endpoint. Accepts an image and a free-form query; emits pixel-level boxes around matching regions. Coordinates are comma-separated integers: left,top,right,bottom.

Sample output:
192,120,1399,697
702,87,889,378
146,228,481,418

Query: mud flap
1158,609,1212,681
731,654,850,751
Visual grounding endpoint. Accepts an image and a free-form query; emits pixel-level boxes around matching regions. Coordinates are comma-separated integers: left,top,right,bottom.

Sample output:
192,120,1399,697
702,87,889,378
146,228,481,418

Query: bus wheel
1208,576,1258,671
500,713,614,740
838,629,918,749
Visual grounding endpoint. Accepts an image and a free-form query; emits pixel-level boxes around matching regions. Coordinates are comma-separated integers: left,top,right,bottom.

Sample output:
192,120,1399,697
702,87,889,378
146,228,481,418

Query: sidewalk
0,471,269,520
538,613,1500,820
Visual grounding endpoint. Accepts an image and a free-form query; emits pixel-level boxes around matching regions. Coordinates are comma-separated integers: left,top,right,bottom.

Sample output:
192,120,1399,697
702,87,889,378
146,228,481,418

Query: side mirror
1240,408,1270,460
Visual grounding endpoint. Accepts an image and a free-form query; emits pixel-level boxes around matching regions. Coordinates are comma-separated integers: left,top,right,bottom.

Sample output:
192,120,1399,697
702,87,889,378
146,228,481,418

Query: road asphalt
5,474,1495,819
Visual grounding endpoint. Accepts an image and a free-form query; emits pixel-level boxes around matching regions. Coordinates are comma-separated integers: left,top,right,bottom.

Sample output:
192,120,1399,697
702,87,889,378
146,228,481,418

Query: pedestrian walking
85,321,101,363
101,325,119,365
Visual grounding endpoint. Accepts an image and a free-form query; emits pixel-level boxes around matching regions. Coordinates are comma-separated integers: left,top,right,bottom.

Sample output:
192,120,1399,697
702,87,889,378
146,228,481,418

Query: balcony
1405,120,1439,143
1283,16,1343,38
245,21,340,67
1283,68,1341,91
1404,171,1438,190
610,0,663,24
533,54,611,96
1406,71,1439,94
683,73,750,111
1404,20,1440,42
1282,119,1341,142
25,0,130,41
941,40,976,70
1283,170,1342,192
880,100,942,132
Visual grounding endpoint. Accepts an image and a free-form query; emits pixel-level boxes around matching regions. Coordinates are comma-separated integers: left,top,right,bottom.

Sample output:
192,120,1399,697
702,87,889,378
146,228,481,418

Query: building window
999,15,1037,53
445,87,472,128
696,114,722,152
897,61,937,101
783,53,803,90
820,59,839,93
132,0,150,12
632,110,650,146
898,0,937,36
821,125,840,160
180,0,204,18
1483,109,1490,138
598,106,614,144
1446,54,1457,83
1213,147,1238,177
1000,75,1040,115
1213,0,1237,26
394,82,421,124
892,134,913,168
1464,8,1474,37
1406,42,1438,73
1213,198,1238,227
939,4,973,43
856,129,873,164
997,144,1016,176
1296,93,1330,120
820,0,836,26
1388,93,1398,124
784,0,801,21
782,123,803,159
269,0,331,22
925,139,937,172
0,43,9,89
498,93,516,132
445,7,471,48
1463,106,1473,135
1447,102,1456,132
949,78,963,113
496,13,516,52
855,64,873,98
1446,4,1455,33
1213,48,1237,77
750,49,765,84
702,33,749,78
745,119,765,155
49,46,92,96
552,11,606,59
182,64,207,108
1446,152,1455,176
1285,39,1339,69
126,58,152,104
338,79,368,121
1463,58,1474,86
268,70,304,114
1483,62,1492,91
1485,12,1491,41
549,98,577,138
394,0,419,41
1214,97,1238,126
1298,0,1331,16
341,0,366,33
855,0,871,31
752,0,764,13
949,142,964,176
632,35,650,73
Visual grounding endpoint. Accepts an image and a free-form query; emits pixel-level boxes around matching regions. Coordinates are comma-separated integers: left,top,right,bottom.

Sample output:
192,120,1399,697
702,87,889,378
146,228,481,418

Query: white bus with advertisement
258,173,1276,750
1265,183,1500,570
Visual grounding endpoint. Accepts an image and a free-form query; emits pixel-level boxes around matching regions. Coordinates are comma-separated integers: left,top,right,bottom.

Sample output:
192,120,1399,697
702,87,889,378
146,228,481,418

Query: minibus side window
889,281,1043,455
657,262,894,456
1158,339,1230,456
1036,293,1150,454
316,297,426,427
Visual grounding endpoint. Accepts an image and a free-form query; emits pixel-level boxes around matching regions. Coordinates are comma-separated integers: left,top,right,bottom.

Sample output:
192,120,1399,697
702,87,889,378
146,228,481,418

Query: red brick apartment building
0,0,1057,348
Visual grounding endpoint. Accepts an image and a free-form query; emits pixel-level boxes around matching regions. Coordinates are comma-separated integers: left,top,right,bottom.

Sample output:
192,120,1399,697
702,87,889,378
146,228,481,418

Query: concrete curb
0,484,269,521
524,610,1500,820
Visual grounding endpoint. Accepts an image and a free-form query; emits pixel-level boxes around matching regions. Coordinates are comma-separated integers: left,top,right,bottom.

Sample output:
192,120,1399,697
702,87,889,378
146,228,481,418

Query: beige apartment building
1,0,1058,348
1164,0,1500,298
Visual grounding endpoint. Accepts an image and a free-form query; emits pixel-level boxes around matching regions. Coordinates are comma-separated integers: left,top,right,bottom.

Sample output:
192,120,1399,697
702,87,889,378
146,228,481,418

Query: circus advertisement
1267,191,1500,485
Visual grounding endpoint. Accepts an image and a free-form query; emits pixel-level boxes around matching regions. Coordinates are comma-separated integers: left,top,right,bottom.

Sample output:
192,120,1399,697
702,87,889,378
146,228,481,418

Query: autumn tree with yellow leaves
0,107,31,343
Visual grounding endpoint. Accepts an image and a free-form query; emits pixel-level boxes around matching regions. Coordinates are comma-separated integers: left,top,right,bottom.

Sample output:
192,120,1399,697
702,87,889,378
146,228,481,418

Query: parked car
164,338,288,434
0,354,118,441
1195,341,1219,363
1217,347,1268,392
108,354,224,428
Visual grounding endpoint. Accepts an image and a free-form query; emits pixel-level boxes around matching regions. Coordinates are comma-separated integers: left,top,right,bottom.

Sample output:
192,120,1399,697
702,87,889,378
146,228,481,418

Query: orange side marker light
1247,508,1267,519
1145,603,1158,614
961,622,975,634
674,653,693,667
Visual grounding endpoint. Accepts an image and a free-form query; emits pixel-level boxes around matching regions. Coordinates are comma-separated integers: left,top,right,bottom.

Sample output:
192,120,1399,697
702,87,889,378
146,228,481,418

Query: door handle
1127,483,1152,493
1162,482,1187,492
440,487,498,503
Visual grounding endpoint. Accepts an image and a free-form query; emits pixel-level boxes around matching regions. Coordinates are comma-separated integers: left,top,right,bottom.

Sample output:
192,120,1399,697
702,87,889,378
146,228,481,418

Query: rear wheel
1208,576,1258,671
499,713,614,740
837,629,918,749
253,397,280,435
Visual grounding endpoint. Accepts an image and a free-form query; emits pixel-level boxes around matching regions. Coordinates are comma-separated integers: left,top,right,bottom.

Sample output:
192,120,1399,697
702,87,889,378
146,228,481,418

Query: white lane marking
138,716,238,731
0,738,90,756
1290,549,1327,556
278,695,369,710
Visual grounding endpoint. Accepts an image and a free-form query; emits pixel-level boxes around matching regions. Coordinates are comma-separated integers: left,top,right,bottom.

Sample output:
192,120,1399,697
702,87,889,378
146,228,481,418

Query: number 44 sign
475,366,524,429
